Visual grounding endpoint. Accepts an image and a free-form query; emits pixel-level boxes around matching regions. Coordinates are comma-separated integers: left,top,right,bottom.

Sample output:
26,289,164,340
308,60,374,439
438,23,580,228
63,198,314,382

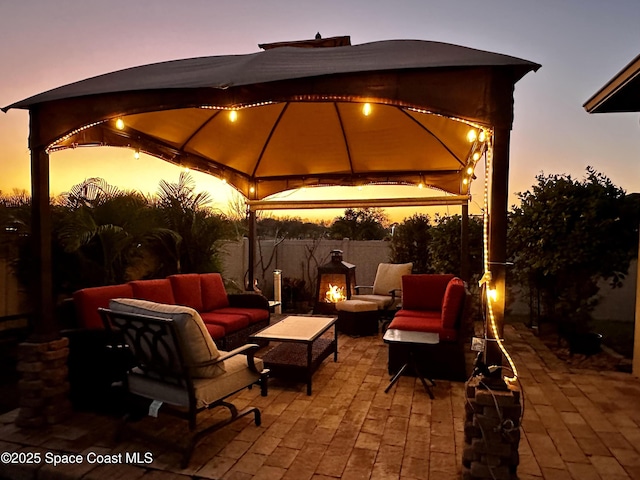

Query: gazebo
3,35,539,369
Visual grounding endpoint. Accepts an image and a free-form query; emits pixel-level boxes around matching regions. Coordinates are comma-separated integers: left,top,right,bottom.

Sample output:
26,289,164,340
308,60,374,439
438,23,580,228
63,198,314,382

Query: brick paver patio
1,322,639,479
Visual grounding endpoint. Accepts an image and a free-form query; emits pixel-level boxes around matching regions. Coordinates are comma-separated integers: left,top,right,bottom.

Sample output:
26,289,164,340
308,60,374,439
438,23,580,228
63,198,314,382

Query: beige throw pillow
372,263,413,296
109,298,225,378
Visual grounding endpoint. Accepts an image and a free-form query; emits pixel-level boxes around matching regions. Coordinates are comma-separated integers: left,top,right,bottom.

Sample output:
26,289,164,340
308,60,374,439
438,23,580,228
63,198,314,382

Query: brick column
462,377,522,480
16,337,72,428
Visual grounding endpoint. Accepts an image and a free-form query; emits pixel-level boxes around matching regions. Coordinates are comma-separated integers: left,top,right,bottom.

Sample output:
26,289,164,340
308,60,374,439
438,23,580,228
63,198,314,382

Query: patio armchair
387,274,472,380
99,298,269,468
352,262,413,318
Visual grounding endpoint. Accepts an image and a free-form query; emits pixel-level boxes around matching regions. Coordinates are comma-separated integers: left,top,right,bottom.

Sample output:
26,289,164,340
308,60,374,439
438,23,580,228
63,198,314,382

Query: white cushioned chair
352,262,413,315
99,298,269,468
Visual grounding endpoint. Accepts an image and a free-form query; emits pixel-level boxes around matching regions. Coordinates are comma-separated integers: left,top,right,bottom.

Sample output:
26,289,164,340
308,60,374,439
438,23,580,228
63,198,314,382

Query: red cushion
389,315,458,341
200,273,230,311
169,274,203,311
401,274,454,310
442,278,466,330
73,284,133,329
394,309,441,320
204,322,226,340
129,279,175,304
214,307,269,324
200,312,250,333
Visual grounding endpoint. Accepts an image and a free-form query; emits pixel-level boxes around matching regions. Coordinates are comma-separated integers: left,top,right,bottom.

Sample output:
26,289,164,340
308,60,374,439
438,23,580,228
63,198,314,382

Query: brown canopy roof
3,39,539,200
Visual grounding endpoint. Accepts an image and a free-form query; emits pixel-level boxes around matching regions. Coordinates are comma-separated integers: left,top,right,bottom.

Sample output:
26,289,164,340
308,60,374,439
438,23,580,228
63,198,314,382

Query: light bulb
467,129,477,142
466,166,474,175
229,110,238,122
133,150,140,160
488,288,498,302
362,103,372,116
418,182,424,189
249,186,255,193
115,118,125,130
473,152,480,161
479,130,486,142
462,178,469,185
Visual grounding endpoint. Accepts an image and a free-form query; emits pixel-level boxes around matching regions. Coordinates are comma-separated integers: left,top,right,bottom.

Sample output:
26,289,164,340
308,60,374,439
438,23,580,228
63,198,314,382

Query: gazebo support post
29,144,57,342
15,139,71,428
486,126,511,374
461,203,470,282
247,209,257,291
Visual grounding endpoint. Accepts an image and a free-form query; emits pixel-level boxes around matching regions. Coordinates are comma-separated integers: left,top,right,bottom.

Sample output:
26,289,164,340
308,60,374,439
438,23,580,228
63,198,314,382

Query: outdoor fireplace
314,250,356,315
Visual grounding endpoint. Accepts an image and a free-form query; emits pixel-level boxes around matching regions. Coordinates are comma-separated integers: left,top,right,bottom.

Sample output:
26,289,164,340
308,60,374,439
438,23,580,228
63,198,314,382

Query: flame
325,284,346,303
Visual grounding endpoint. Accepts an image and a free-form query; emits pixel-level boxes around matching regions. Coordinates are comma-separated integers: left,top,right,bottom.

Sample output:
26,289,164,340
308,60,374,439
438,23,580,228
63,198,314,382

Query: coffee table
250,315,338,395
383,328,439,398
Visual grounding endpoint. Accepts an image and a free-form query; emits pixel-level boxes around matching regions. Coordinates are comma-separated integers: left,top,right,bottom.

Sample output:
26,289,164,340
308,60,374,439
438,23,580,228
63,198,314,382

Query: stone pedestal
16,337,72,428
462,376,522,480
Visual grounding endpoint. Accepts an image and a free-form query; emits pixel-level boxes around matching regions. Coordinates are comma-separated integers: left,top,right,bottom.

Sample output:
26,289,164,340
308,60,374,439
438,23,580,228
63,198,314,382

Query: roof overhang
584,53,640,113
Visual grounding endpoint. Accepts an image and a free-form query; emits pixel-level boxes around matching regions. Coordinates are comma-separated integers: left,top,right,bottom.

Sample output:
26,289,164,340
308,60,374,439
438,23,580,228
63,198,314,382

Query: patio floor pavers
0,322,639,479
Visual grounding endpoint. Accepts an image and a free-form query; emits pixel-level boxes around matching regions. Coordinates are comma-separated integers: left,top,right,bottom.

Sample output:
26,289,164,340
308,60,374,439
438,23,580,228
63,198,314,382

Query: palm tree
154,172,231,273
56,178,181,287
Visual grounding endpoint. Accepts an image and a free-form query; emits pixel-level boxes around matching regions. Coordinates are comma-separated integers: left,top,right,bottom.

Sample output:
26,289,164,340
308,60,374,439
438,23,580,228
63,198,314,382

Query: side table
383,328,439,398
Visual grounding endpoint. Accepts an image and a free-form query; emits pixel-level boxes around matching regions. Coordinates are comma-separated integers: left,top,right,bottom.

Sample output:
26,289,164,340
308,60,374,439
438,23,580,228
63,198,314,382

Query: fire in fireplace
314,250,356,315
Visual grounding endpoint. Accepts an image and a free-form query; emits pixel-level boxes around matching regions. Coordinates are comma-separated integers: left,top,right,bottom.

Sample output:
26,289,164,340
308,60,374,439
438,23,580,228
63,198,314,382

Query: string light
46,120,105,153
466,166,474,175
467,129,477,142
473,152,481,161
362,103,372,116
480,134,519,385
115,118,125,130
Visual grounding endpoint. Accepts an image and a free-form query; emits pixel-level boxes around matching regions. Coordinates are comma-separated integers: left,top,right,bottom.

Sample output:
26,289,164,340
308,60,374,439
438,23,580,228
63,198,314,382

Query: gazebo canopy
2,36,539,348
4,38,539,202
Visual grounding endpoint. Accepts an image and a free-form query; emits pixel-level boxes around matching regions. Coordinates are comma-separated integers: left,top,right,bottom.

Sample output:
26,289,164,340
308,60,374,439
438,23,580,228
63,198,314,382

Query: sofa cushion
73,284,134,329
128,353,264,409
200,312,250,334
401,274,454,311
213,307,269,324
204,323,226,340
441,278,466,330
169,274,203,311
389,314,458,341
200,273,230,311
109,298,224,378
129,279,176,305
372,263,413,296
350,294,394,309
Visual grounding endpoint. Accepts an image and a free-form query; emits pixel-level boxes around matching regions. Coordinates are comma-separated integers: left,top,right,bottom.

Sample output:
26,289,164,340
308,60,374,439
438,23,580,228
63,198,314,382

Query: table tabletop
383,328,439,345
251,315,337,342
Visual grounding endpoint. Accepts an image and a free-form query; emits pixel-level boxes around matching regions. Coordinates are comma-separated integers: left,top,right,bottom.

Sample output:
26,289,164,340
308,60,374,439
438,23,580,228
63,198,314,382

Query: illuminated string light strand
480,135,518,384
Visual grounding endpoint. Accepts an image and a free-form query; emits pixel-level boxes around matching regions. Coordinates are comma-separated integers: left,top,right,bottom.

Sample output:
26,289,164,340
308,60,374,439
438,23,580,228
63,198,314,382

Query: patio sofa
72,273,270,350
64,273,270,411
387,274,472,381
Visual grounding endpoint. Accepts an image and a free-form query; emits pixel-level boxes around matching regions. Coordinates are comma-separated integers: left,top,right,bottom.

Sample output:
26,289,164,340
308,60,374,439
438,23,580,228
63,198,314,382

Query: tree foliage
390,214,432,273
329,208,389,240
0,173,234,296
430,214,483,279
390,213,483,278
508,167,640,331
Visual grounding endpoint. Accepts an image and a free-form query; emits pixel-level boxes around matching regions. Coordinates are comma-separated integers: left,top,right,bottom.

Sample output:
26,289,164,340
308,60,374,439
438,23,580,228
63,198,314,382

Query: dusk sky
1,1,640,222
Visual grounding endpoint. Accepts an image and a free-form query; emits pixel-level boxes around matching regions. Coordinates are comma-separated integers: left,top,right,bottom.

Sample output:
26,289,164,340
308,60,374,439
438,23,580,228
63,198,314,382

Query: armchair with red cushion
387,274,471,381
